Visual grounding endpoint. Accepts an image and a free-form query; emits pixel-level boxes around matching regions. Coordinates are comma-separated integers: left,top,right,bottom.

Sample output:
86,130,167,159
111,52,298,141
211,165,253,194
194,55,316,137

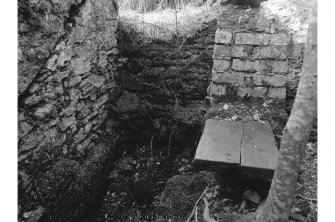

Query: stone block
29,83,40,94
237,87,268,98
252,46,288,59
57,71,70,83
61,102,77,116
195,119,243,164
231,46,251,57
24,94,42,105
212,71,245,85
89,75,105,88
70,57,91,75
210,83,227,97
252,74,287,87
241,121,278,170
69,76,82,87
213,45,230,58
235,33,270,45
269,33,291,45
18,121,33,139
214,45,250,58
235,32,290,46
288,44,305,60
19,129,45,153
232,59,288,74
93,94,109,110
267,87,286,99
272,61,288,73
213,59,231,72
232,59,258,72
215,29,233,44
60,116,77,131
35,104,54,118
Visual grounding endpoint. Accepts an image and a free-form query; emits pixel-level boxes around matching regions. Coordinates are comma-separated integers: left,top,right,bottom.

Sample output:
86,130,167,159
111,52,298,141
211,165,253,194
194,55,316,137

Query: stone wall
208,0,309,103
116,18,218,129
18,0,119,220
18,0,118,165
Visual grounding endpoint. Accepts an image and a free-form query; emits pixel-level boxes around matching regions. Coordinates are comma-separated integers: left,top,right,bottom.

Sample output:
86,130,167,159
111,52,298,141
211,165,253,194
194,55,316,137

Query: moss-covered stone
156,172,217,222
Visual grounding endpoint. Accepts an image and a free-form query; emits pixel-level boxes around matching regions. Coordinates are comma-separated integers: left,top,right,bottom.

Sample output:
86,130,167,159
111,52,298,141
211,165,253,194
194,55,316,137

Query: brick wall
208,0,308,102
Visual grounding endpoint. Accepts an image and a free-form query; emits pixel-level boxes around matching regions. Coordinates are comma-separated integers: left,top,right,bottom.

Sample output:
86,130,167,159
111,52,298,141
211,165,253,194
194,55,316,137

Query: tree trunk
255,0,317,221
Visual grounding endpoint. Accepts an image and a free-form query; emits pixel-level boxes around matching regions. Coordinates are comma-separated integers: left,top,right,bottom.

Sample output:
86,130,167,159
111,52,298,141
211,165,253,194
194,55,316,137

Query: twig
166,123,177,166
110,196,125,217
203,197,218,222
174,0,179,36
186,186,209,222
150,135,155,156
298,194,317,202
184,47,209,68
195,206,198,222
178,34,190,52
125,186,136,202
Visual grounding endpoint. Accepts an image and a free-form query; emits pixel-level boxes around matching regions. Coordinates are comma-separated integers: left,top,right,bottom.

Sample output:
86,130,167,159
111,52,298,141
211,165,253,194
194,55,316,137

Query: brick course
232,59,288,74
252,46,288,59
214,45,251,58
212,71,245,84
235,33,290,46
209,26,299,100
215,29,233,44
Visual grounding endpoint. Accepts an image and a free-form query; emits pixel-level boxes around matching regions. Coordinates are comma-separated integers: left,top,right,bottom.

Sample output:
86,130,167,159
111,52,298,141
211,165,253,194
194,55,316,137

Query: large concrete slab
195,119,243,165
194,119,279,178
241,121,278,170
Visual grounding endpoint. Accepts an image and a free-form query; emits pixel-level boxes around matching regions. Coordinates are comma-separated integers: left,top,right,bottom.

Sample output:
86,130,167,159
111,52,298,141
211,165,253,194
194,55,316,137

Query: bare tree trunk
255,0,317,221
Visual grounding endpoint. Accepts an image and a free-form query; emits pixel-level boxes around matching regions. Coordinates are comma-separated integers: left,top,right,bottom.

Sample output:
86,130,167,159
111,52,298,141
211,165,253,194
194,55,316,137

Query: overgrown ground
194,98,317,222
102,1,317,221
39,1,315,221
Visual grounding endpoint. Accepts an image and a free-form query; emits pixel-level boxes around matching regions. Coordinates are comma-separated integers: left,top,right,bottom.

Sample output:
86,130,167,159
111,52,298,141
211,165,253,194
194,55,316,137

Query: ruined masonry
210,29,292,100
18,0,120,221
195,0,309,178
196,30,288,177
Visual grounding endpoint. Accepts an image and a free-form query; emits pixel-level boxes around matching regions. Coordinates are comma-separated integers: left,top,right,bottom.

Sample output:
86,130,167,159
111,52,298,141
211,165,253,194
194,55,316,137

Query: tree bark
255,0,317,221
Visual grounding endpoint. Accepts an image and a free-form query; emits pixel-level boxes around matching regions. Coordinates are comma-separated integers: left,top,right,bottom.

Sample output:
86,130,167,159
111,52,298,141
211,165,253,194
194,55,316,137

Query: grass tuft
117,0,221,43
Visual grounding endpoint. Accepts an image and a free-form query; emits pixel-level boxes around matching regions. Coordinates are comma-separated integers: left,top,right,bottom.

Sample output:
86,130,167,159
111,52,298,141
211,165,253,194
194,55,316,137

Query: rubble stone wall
18,0,120,220
18,0,118,164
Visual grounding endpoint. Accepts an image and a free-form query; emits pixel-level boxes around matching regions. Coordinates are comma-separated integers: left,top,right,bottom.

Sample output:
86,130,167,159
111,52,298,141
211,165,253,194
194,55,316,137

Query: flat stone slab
241,121,278,170
195,119,278,174
195,119,243,164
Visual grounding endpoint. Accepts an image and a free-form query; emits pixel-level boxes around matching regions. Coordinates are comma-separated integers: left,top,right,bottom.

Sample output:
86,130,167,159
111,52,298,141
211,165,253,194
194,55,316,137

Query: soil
81,132,198,221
